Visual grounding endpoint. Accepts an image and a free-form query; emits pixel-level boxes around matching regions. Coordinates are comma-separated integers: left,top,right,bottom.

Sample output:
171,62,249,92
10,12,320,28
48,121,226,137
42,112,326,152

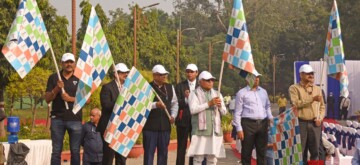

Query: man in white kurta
187,71,227,165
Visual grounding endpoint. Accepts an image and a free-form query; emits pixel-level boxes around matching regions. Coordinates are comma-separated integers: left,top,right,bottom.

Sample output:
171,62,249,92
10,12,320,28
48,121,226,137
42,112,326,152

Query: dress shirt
151,85,179,118
233,86,273,131
188,79,196,91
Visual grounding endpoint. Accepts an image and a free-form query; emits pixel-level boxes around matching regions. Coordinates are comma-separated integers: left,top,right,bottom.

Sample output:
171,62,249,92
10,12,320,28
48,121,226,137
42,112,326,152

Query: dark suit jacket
97,80,119,135
175,80,198,127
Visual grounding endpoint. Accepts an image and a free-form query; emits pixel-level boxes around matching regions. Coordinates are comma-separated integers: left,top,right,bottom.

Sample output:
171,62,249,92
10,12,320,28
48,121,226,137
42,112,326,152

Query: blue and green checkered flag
72,6,114,114
2,0,51,78
324,0,349,98
104,67,155,157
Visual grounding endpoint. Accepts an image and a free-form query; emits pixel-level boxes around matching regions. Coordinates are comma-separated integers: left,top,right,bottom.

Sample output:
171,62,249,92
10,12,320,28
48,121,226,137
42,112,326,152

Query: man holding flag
143,64,178,165
98,63,129,165
289,64,325,164
45,53,82,165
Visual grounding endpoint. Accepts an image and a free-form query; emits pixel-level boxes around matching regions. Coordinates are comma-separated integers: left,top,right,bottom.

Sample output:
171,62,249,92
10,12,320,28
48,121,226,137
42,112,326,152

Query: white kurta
187,130,226,158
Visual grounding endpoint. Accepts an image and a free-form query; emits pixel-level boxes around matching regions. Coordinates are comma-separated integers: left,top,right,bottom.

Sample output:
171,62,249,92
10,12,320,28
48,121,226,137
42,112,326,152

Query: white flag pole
50,47,69,109
217,60,225,93
317,58,326,120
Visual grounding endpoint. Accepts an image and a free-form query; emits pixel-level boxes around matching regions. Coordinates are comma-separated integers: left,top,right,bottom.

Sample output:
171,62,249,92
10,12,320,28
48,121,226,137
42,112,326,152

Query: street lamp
176,28,196,83
133,3,160,67
208,41,224,72
272,53,285,103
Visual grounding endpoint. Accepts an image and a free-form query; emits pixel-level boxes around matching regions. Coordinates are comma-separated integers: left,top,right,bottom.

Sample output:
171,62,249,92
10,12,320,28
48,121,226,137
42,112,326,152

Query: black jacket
97,80,119,135
175,80,198,127
81,122,103,163
143,82,174,131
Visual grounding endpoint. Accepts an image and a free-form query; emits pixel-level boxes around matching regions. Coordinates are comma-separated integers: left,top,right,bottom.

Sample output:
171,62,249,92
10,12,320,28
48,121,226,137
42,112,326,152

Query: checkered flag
72,7,113,114
104,67,155,157
222,0,260,86
324,0,349,98
2,0,52,78
270,108,303,165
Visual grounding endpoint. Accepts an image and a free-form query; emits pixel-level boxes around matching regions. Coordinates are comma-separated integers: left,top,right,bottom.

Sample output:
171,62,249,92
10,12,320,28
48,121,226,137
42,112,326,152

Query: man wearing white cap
143,64,178,165
45,53,82,165
98,63,129,165
233,73,273,165
175,64,199,165
289,64,325,163
187,71,227,165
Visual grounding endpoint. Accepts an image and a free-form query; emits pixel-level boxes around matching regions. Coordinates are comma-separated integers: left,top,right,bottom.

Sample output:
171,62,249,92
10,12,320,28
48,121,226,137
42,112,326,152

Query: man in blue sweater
81,108,103,165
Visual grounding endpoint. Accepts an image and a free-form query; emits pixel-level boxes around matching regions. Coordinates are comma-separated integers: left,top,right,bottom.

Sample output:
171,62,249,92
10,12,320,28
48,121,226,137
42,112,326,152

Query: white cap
61,53,75,62
152,64,169,74
253,70,262,77
115,63,130,72
299,64,314,73
186,64,198,71
199,71,215,80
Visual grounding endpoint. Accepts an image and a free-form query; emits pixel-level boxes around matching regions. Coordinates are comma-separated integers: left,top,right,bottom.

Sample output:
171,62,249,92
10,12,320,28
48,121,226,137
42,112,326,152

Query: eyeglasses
305,72,314,76
117,71,129,74
203,79,215,82
156,73,168,77
186,70,196,73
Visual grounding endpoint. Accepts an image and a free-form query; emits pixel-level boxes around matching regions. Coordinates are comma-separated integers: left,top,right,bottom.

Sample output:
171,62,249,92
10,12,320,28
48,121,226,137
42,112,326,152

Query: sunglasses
305,72,314,76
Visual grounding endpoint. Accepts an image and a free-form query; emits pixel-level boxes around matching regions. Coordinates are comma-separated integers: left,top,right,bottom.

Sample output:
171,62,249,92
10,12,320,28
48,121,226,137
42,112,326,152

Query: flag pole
217,60,225,93
317,58,325,120
50,47,69,109
151,89,171,120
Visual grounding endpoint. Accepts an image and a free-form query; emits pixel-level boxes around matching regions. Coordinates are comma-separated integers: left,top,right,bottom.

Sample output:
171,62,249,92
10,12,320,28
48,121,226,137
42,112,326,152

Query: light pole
208,41,224,72
133,3,160,67
272,53,285,103
176,27,196,83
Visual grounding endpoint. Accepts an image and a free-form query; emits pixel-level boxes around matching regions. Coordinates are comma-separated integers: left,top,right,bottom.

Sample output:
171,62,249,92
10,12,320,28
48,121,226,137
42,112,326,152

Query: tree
5,67,51,135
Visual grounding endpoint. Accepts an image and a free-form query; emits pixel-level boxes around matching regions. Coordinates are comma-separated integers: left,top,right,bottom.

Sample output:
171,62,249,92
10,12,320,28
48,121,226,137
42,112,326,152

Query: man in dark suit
175,64,198,165
143,64,178,165
98,63,129,165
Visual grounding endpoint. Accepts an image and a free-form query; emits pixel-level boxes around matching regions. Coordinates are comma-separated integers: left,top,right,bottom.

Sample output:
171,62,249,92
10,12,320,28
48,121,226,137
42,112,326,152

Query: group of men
232,64,328,165
45,53,228,165
44,51,340,165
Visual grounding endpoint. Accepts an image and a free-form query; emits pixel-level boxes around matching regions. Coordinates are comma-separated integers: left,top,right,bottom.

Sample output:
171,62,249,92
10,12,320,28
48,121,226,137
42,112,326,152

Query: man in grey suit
98,63,129,165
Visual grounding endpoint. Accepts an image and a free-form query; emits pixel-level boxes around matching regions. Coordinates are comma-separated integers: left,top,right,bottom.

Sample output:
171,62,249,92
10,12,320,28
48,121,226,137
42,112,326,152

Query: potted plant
221,113,234,143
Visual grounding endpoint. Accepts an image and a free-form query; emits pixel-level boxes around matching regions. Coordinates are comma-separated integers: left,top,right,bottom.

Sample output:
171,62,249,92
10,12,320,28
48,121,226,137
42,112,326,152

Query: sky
48,0,175,32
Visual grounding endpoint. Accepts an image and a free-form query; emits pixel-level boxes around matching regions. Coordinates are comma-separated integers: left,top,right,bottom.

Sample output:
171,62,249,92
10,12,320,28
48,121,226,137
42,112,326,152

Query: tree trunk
46,103,51,129
30,98,36,135
0,88,5,137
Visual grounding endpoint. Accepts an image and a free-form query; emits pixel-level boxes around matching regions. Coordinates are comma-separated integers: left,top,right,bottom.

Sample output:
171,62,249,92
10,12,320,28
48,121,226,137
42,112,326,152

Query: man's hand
61,92,73,102
184,90,190,98
156,101,166,110
313,95,322,102
170,117,175,124
237,131,244,141
314,118,322,127
208,97,222,107
57,80,64,89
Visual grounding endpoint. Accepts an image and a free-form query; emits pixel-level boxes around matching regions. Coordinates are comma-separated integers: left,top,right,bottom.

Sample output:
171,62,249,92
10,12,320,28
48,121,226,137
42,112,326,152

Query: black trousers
240,118,268,165
176,125,192,165
101,138,127,165
340,108,348,120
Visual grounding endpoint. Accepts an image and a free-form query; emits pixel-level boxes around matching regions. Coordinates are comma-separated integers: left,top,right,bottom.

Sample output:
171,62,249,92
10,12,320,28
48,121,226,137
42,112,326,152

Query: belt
298,118,315,122
242,118,267,124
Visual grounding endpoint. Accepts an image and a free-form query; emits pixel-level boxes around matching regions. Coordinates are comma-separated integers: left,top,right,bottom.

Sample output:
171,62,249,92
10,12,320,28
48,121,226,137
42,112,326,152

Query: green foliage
221,113,233,132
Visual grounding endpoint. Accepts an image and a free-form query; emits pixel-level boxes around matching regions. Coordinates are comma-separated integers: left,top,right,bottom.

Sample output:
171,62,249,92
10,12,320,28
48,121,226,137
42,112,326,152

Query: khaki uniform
288,83,325,120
